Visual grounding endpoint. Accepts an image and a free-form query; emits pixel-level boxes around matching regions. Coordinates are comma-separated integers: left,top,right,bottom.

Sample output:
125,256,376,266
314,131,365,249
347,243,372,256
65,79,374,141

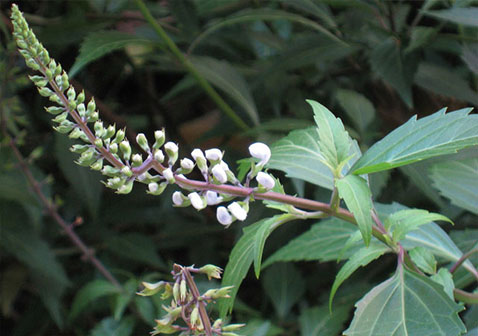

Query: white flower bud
206,191,223,205
153,129,165,149
191,148,208,175
205,148,223,162
162,168,175,183
172,191,184,206
180,158,194,170
154,149,165,163
164,142,179,166
191,148,205,161
228,202,247,221
249,142,271,166
216,206,233,226
132,153,143,167
148,182,158,193
188,192,206,210
136,133,149,152
212,164,228,184
219,160,229,171
256,172,275,190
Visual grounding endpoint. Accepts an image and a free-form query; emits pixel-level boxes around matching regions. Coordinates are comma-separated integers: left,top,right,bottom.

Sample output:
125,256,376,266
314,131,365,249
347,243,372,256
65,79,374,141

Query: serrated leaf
409,246,437,274
424,7,478,27
220,216,285,317
90,316,135,336
385,208,453,242
350,107,478,174
329,242,389,311
268,127,361,190
431,268,455,300
335,89,375,135
69,31,151,77
370,37,414,108
430,158,478,214
263,218,361,267
299,305,350,336
450,229,478,288
190,56,259,125
262,263,305,318
253,214,293,278
336,175,374,246
415,62,478,106
70,279,120,320
308,99,352,170
344,265,466,336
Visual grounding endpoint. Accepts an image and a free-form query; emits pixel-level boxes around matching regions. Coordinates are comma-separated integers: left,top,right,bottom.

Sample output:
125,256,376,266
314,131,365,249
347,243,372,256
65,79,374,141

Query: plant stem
3,134,122,290
449,247,478,281
134,0,250,131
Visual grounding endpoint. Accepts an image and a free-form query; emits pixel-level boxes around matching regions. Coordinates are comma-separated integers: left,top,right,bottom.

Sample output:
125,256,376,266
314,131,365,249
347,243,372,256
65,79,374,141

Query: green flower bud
137,281,166,296
54,120,75,134
153,129,165,149
106,177,124,189
76,90,85,104
54,74,62,87
77,103,86,118
199,264,223,280
44,68,53,80
136,133,149,152
44,106,64,115
48,94,61,104
132,154,143,167
70,144,89,153
104,125,115,139
29,75,47,87
54,64,62,77
190,306,199,329
121,166,133,177
222,324,246,332
77,148,97,166
48,59,57,73
164,142,178,166
120,141,131,161
52,112,69,123
94,138,103,148
109,143,118,154
25,59,40,71
87,98,96,114
147,181,167,195
173,281,180,303
154,149,164,163
90,158,103,171
68,127,85,139
179,279,187,302
113,129,125,144
37,87,53,97
116,180,134,194
67,86,76,102
87,111,98,122
61,72,69,90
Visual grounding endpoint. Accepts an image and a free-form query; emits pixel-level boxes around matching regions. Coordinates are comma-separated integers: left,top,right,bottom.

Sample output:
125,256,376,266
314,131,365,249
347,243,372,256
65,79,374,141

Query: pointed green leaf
70,280,120,320
329,242,390,311
350,107,478,174
113,279,137,320
336,175,374,246
335,89,375,135
268,127,361,190
344,266,466,336
430,158,478,214
253,214,293,278
431,268,455,300
424,7,478,27
409,246,437,274
220,216,285,317
462,43,478,75
299,305,350,336
263,218,361,267
90,316,135,336
308,99,352,171
385,208,453,242
262,263,305,318
69,31,151,77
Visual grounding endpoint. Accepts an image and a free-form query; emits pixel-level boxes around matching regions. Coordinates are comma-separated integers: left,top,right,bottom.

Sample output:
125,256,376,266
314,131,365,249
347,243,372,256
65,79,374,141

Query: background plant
1,1,477,335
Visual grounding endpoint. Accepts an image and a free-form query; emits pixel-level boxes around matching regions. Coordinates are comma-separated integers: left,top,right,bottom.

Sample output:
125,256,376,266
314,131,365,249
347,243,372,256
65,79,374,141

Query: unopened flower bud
199,264,223,280
256,172,275,190
216,206,233,226
172,191,186,206
148,182,167,195
162,168,175,183
212,164,228,184
136,133,150,152
222,324,246,332
154,149,165,163
164,142,178,166
132,153,143,167
249,142,271,166
206,191,223,205
104,125,115,139
113,129,125,144
109,143,118,154
90,158,103,171
188,192,206,210
120,141,131,161
190,306,200,328
137,281,166,296
228,202,247,221
87,98,96,114
76,90,85,104
191,148,208,174
180,279,187,301
116,180,133,194
205,148,223,162
180,158,194,171
121,166,133,177
94,121,105,137
153,129,165,149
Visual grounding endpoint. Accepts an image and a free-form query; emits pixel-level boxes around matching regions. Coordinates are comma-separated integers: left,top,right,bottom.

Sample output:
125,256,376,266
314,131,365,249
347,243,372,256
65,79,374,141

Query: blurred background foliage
0,0,477,335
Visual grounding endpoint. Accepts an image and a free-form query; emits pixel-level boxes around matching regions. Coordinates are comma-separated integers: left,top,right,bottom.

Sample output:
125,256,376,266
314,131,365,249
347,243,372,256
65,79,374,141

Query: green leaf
253,214,293,278
262,263,305,318
404,26,438,54
415,62,478,106
336,175,374,246
238,319,283,336
189,8,344,53
263,218,361,267
335,89,375,135
268,127,361,190
329,242,390,310
370,37,414,108
350,107,478,174
462,43,478,75
409,246,437,274
309,99,352,171
424,7,478,27
385,208,453,242
105,233,165,268
299,305,350,336
113,279,137,320
220,216,285,317
55,134,102,218
344,265,466,336
279,0,337,28
70,279,120,320
431,268,455,300
430,158,478,214
190,56,259,126
90,316,135,336
450,229,478,288
69,31,151,77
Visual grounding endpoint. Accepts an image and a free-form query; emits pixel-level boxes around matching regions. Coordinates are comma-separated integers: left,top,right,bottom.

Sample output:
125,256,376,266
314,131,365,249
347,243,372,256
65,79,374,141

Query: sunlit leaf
409,246,437,274
424,7,478,27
